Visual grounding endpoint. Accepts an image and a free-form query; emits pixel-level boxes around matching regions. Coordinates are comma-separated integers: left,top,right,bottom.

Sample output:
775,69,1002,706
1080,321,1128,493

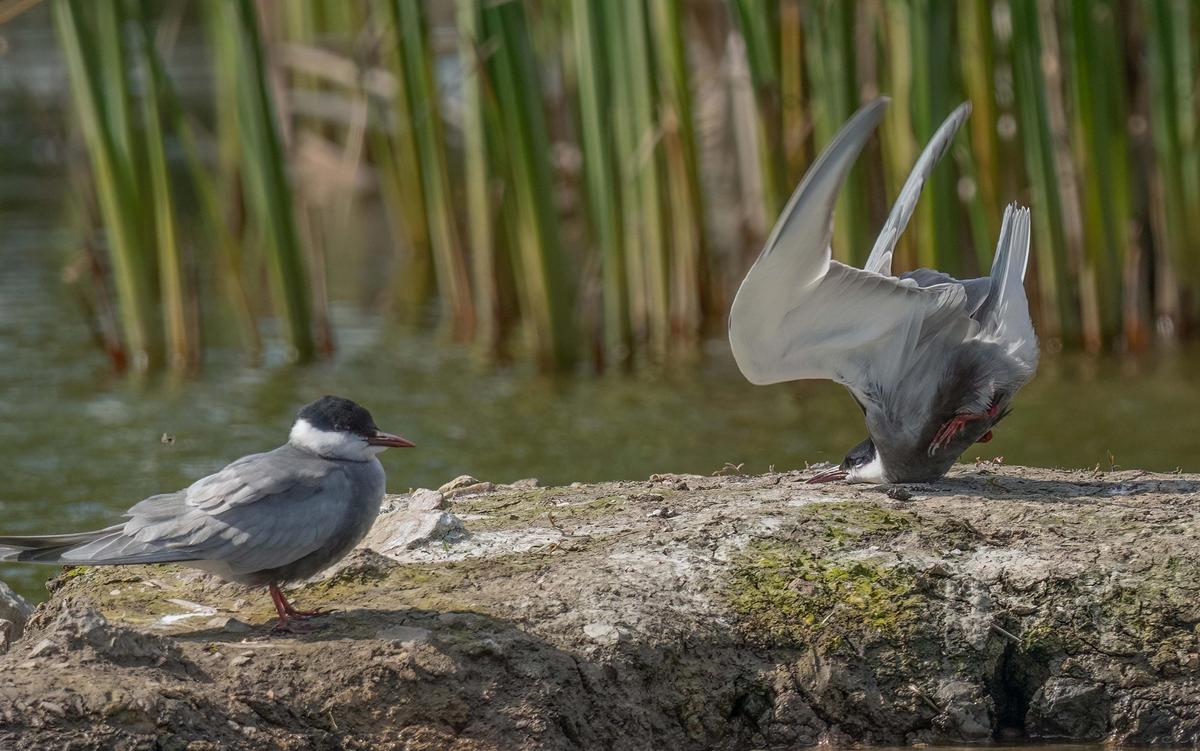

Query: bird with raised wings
729,98,1039,484
0,396,414,632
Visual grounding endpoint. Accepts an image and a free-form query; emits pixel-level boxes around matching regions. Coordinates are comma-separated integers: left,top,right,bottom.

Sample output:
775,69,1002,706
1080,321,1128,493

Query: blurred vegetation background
10,0,1200,374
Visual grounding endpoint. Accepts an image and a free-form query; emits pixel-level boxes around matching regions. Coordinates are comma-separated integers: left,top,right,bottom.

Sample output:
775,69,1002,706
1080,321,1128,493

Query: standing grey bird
729,98,1039,483
0,396,413,632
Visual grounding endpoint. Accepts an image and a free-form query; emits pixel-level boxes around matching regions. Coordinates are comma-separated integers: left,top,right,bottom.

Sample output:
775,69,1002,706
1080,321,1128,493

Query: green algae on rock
728,542,923,647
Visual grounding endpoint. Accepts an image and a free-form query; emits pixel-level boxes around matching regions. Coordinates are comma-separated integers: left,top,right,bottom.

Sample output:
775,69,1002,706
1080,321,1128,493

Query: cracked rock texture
0,465,1198,749
0,580,34,651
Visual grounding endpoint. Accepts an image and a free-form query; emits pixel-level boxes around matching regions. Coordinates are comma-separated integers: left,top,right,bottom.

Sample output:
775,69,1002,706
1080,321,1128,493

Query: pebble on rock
407,489,447,512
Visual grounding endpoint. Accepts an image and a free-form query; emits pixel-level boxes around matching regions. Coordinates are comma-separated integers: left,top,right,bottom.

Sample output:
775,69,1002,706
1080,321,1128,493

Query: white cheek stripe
848,453,885,484
289,419,371,460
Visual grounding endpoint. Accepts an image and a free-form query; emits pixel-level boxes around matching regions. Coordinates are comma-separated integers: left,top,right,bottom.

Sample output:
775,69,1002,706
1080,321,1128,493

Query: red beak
806,468,848,484
367,431,415,448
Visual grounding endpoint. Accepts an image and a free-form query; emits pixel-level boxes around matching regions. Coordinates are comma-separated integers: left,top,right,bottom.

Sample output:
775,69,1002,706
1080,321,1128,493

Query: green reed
54,0,168,372
48,0,1200,373
220,0,317,362
389,0,476,340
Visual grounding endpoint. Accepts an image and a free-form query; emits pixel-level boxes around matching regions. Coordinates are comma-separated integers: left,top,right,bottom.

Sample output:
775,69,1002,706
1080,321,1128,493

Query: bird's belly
887,414,998,483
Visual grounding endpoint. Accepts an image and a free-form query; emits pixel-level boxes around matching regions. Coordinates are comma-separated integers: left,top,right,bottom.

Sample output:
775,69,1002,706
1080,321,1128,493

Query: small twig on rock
712,462,745,477
990,622,1021,642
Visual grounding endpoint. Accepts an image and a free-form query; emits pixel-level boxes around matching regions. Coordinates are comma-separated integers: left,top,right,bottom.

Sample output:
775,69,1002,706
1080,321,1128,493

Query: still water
2,9,1199,605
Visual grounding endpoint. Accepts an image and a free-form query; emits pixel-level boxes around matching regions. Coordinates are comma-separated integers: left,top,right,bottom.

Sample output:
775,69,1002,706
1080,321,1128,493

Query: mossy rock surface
2,465,1199,749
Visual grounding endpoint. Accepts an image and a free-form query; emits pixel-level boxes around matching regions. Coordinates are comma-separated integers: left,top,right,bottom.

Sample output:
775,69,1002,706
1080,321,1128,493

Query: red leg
268,583,322,633
929,403,1001,455
269,583,332,619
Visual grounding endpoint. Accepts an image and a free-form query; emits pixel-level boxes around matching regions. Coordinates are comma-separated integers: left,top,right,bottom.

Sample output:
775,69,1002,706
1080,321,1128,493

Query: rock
582,622,621,645
315,548,400,582
438,475,482,493
0,465,1198,749
229,653,253,667
205,616,252,634
407,488,446,512
923,561,953,577
507,478,539,489
0,580,33,640
363,510,468,555
443,482,495,500
1026,678,1109,739
933,679,994,741
629,493,664,504
0,620,13,654
434,474,496,499
39,603,189,670
375,625,432,644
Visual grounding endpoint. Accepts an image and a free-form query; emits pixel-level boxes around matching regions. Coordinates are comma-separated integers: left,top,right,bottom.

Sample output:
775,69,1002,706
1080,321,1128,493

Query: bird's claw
928,403,1002,455
928,414,979,455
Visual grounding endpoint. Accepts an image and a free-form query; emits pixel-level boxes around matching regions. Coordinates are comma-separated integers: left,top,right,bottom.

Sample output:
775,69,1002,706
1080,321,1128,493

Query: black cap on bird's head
295,395,414,449
806,437,881,483
298,396,377,436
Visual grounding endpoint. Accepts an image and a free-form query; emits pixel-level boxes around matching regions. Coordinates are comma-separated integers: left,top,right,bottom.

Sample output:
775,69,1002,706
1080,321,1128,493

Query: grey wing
864,102,972,276
729,97,974,403
63,448,351,575
975,204,1038,369
899,268,992,317
182,447,333,514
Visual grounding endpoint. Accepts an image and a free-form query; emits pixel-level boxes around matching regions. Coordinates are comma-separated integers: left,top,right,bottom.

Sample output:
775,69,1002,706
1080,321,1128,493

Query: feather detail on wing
976,203,1038,367
864,102,972,276
20,448,353,573
729,98,972,401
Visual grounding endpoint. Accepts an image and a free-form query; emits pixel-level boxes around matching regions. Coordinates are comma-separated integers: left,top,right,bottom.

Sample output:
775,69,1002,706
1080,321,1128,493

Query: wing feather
60,448,351,572
864,102,972,276
976,204,1038,367
729,98,973,400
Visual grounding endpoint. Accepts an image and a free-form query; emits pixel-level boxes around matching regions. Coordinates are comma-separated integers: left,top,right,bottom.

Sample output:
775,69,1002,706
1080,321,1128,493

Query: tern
0,395,414,632
729,98,1038,484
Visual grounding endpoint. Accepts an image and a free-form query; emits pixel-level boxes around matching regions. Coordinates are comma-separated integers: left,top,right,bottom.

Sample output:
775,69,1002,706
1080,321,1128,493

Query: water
2,10,1200,605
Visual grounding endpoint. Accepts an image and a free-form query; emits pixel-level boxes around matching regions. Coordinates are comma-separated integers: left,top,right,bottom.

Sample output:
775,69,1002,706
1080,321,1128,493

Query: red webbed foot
284,605,336,620
268,583,334,627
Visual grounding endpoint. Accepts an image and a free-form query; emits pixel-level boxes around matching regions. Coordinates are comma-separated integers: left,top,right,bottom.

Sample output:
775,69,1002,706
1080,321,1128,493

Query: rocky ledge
1,465,1198,750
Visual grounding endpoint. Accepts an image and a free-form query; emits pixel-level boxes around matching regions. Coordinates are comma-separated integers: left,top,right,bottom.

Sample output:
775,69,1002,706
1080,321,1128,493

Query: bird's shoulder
184,443,353,514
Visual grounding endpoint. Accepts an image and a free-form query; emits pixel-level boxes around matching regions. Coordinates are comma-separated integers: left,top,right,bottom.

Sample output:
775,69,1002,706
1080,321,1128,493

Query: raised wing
729,98,971,402
864,102,972,276
899,268,992,317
